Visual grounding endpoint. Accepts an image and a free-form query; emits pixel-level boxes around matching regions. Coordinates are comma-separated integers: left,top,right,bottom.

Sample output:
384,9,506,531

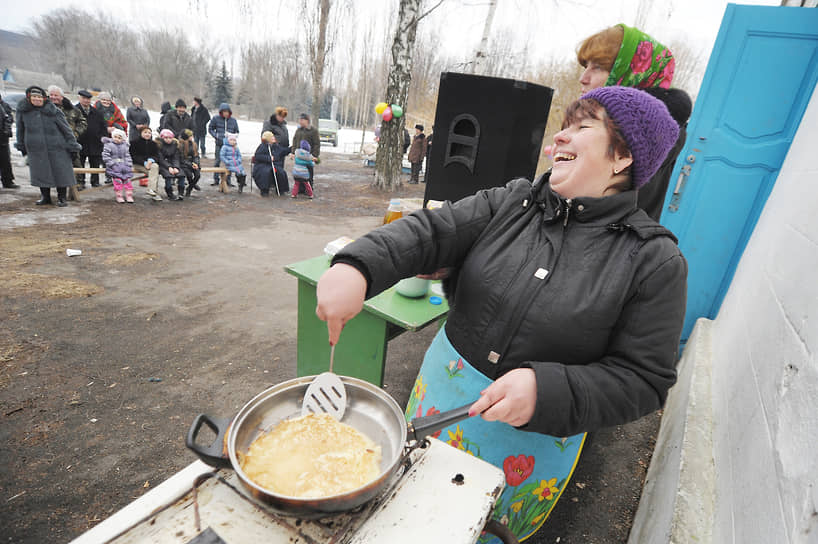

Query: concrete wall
708,81,818,542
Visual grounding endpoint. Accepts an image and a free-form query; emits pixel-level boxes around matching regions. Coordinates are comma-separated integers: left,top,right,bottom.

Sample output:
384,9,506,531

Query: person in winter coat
48,86,87,141
126,96,150,144
261,106,290,150
407,124,426,184
48,85,86,178
95,91,127,136
102,128,134,203
0,94,19,189
156,129,185,201
219,133,246,192
252,131,291,196
15,86,82,207
162,98,194,137
75,90,108,189
291,113,319,186
315,87,686,543
158,101,172,131
191,97,210,156
576,24,691,222
130,126,162,201
178,129,201,196
208,103,239,185
290,140,316,199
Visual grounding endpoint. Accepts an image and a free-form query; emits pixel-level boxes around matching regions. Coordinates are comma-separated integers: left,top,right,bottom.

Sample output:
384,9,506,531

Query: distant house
2,67,69,93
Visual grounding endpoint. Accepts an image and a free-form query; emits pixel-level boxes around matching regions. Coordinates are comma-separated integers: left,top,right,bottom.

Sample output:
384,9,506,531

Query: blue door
661,4,818,342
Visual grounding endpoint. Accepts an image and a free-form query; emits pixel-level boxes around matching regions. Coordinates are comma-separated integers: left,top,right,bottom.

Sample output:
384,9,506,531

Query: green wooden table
285,254,449,386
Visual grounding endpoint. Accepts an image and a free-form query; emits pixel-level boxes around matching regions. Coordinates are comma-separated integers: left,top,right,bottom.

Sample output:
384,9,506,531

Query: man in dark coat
16,86,81,206
75,90,108,189
162,99,195,138
407,124,426,184
0,94,19,189
292,113,320,187
190,97,210,157
207,103,239,185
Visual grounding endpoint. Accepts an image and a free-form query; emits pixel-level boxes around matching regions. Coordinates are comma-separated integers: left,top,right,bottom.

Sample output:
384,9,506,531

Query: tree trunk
311,0,331,125
373,0,422,191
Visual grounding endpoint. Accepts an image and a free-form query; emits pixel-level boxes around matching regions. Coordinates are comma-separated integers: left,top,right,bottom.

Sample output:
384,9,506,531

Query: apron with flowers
405,327,585,543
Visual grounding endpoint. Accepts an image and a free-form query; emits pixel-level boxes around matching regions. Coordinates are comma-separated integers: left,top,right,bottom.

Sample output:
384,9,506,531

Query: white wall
709,81,818,542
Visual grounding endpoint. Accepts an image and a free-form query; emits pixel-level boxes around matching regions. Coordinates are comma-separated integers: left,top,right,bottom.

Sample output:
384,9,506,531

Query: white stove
69,438,505,544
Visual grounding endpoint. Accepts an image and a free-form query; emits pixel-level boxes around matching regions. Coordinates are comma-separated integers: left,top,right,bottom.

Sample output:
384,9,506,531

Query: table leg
296,279,388,386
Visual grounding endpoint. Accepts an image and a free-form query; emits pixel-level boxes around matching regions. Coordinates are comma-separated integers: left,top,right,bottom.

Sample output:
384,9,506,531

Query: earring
613,168,620,175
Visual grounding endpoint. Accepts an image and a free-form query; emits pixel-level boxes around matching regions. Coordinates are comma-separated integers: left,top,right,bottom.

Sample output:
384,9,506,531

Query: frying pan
186,375,473,517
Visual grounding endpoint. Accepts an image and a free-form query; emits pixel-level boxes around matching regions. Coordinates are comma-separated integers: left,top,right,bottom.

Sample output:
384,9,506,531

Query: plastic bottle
383,198,404,224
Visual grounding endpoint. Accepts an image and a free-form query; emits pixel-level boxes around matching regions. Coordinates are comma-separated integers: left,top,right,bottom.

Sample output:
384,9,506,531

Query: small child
291,140,315,199
178,129,201,196
102,128,134,203
156,128,185,201
220,133,246,192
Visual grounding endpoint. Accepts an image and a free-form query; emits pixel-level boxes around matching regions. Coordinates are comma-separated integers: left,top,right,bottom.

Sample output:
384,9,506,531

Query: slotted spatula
301,344,347,420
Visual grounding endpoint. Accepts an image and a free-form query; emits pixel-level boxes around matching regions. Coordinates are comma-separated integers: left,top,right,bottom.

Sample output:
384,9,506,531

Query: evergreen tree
210,62,233,106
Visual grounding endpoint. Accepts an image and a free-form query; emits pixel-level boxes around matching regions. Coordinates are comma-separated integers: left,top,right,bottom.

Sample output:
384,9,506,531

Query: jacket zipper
563,198,573,227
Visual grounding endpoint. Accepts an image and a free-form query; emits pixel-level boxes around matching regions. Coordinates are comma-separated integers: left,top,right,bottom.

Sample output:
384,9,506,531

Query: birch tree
373,0,443,191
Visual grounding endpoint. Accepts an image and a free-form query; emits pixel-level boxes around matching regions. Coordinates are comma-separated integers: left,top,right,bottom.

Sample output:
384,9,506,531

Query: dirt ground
0,152,660,544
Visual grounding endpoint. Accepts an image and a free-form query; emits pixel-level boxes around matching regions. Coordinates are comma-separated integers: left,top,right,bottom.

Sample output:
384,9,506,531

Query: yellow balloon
375,102,388,115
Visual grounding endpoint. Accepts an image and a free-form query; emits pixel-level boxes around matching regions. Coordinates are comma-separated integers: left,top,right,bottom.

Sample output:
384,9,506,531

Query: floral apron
405,327,585,543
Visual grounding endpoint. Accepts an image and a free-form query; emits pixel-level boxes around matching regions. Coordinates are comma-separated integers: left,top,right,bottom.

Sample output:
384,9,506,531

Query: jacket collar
531,172,638,225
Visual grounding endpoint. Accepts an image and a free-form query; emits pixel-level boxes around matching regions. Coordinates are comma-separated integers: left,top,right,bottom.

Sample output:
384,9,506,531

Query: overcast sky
3,0,780,93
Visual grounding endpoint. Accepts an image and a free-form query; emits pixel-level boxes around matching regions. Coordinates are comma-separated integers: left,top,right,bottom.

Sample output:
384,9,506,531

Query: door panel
661,4,818,342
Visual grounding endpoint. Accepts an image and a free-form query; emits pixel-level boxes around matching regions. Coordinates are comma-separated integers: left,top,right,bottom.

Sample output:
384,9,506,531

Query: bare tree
302,0,333,124
373,0,443,191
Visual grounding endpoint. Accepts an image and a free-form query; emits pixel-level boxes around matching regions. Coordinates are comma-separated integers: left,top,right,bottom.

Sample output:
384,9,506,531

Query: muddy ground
0,152,660,544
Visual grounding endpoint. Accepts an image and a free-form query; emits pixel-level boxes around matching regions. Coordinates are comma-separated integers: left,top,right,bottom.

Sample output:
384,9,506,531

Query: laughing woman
315,86,686,542
15,86,82,207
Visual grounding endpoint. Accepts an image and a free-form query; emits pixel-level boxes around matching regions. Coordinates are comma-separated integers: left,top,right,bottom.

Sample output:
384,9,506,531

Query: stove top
71,438,505,544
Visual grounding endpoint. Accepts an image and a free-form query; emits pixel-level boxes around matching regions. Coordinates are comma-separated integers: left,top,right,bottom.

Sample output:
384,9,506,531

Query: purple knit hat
581,86,679,188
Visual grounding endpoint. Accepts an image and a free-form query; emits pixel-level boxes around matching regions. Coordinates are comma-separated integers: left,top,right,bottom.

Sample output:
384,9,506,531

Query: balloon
382,107,393,122
375,102,388,115
391,104,403,118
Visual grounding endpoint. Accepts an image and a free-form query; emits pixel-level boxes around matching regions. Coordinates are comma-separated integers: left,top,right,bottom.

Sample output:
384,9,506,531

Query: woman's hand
469,368,537,427
316,263,368,345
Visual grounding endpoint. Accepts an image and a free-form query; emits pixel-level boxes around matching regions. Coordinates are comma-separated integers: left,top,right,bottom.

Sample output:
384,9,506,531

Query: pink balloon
382,107,393,122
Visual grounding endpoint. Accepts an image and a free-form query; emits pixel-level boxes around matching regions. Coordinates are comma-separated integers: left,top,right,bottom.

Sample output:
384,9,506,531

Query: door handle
668,161,693,213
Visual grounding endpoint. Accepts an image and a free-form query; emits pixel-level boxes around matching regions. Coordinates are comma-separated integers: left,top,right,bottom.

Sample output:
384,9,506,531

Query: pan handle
408,402,475,442
185,414,232,469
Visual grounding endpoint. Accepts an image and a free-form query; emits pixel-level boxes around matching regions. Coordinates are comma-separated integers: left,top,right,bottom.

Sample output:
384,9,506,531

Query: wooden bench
71,166,233,199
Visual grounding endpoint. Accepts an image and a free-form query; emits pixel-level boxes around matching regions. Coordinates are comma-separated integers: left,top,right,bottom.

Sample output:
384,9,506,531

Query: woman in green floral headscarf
577,24,676,93
574,24,690,222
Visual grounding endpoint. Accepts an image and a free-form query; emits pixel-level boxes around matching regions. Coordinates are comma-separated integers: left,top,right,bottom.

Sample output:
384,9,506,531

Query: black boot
185,184,193,197
56,187,68,207
36,188,52,205
166,185,176,201
2,180,20,189
237,174,246,194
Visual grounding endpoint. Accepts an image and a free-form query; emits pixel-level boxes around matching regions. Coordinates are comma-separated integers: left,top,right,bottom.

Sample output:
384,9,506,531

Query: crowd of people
1,87,333,205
